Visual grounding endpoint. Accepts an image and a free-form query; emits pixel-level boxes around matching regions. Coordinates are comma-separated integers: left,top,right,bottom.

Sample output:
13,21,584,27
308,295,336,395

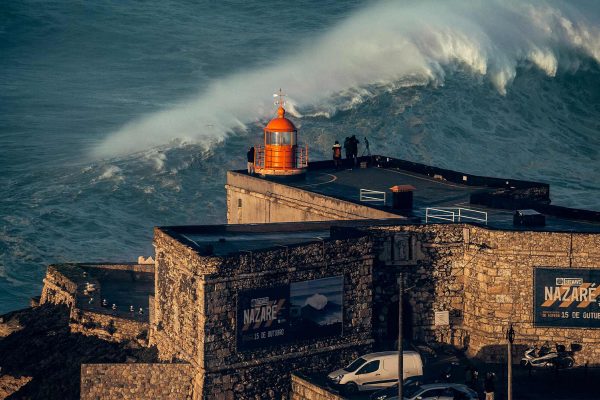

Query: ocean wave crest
93,0,600,157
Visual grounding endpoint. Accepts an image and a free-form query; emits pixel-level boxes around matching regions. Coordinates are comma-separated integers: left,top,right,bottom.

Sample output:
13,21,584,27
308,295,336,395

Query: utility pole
398,274,403,400
507,324,515,400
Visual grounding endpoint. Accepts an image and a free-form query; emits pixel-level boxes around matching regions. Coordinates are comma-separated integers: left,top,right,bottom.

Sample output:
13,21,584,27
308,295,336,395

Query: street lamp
506,323,515,400
398,275,404,400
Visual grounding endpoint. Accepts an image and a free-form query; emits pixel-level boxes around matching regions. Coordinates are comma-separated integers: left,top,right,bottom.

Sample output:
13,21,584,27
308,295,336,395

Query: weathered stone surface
0,374,32,399
153,228,375,399
80,363,193,400
369,225,600,365
35,209,600,398
40,264,152,345
0,304,158,399
290,373,346,400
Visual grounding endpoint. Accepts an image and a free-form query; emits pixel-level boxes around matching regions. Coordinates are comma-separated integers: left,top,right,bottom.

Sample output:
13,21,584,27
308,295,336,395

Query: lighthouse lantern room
254,90,308,178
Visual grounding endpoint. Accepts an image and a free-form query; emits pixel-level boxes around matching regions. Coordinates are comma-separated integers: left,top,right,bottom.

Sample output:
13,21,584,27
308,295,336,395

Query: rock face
0,375,32,399
0,312,22,338
0,304,158,399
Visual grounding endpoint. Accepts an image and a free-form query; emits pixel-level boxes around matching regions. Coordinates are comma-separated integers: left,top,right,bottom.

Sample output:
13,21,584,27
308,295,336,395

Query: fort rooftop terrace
233,156,600,233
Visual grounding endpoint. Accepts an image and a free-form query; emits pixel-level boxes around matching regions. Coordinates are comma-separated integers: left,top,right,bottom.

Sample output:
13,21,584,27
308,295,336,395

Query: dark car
371,382,478,400
369,376,423,400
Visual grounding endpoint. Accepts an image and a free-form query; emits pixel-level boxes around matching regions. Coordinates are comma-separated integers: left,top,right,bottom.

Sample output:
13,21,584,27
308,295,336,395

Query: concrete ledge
291,373,346,400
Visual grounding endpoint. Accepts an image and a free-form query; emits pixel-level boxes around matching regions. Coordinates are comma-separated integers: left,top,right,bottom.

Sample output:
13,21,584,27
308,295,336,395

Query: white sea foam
96,165,123,181
93,0,600,156
144,150,167,172
305,293,328,311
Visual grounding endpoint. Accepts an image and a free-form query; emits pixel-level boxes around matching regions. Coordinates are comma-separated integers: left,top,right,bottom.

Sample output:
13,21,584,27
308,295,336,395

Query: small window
356,360,380,375
266,131,296,145
237,199,242,208
345,357,366,372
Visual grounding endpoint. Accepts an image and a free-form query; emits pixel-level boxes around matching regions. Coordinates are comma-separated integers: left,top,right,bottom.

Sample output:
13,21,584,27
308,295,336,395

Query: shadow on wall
471,342,583,365
373,296,414,351
471,343,530,364
0,304,158,400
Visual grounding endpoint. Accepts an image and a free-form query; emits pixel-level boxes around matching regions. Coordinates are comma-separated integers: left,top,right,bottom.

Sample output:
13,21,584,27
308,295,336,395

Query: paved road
344,346,600,400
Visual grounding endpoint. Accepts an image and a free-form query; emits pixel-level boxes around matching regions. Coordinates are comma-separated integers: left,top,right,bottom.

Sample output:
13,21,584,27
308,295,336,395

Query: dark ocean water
1,0,600,313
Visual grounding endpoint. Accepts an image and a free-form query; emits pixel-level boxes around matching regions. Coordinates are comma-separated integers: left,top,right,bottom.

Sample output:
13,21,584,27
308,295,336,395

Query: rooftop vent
390,185,416,210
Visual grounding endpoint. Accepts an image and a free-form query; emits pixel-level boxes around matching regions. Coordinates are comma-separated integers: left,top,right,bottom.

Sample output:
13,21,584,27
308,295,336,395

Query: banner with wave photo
236,276,344,350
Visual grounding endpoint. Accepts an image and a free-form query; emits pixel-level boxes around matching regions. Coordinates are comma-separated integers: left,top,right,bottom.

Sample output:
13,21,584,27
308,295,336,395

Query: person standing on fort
332,140,342,170
247,146,255,175
350,135,359,167
343,137,351,166
362,136,371,157
484,372,495,400
464,365,473,387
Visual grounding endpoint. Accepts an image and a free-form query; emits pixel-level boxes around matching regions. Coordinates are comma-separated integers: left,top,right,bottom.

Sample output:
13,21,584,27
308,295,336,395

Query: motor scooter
520,343,574,369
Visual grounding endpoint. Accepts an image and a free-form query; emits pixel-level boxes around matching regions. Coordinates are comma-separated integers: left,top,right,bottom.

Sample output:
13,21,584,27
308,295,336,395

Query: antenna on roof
273,88,286,107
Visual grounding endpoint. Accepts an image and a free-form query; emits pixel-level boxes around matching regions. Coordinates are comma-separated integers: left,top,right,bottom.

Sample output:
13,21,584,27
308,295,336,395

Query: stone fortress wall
35,160,600,399
151,226,376,399
365,224,600,364
462,227,600,363
80,363,194,400
41,263,152,344
226,168,600,366
41,210,600,399
225,171,401,224
147,220,600,399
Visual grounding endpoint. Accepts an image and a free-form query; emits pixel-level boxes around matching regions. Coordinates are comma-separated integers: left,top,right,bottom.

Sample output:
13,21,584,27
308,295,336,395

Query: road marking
298,173,337,187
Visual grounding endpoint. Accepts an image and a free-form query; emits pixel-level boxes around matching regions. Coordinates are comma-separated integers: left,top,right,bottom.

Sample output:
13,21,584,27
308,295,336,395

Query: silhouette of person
343,137,351,166
484,372,495,400
349,135,359,167
362,137,371,156
332,140,342,170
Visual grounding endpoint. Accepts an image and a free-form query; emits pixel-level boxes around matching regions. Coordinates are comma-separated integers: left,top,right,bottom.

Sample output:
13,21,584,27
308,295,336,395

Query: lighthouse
254,90,308,179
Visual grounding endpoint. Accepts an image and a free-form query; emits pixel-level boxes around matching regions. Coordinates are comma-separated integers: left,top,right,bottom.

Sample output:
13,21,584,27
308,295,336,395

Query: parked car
327,351,424,394
369,376,423,400
372,383,478,400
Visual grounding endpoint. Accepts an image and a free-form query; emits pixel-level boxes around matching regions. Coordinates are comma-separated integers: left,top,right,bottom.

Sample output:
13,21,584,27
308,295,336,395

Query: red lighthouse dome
253,90,308,179
265,106,297,132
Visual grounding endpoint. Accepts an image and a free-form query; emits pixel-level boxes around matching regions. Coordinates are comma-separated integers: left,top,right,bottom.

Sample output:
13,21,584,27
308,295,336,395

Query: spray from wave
93,0,600,157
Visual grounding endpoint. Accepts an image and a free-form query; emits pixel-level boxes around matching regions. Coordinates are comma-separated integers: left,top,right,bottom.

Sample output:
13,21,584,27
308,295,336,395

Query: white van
327,351,423,394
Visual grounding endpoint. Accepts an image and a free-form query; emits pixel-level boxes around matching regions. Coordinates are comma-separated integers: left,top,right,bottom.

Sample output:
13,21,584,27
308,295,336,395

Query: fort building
35,103,600,399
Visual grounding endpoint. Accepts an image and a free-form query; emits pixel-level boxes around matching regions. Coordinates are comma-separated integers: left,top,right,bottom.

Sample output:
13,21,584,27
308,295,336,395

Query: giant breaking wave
93,0,600,157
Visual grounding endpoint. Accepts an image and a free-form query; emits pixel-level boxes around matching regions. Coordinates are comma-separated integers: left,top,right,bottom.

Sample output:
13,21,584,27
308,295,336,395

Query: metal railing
255,146,265,169
297,145,308,168
360,189,386,205
254,145,308,169
425,207,488,225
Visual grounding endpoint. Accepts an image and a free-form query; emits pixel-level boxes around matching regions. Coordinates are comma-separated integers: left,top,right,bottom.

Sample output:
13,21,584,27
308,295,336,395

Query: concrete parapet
226,171,401,224
290,373,346,400
71,309,148,345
